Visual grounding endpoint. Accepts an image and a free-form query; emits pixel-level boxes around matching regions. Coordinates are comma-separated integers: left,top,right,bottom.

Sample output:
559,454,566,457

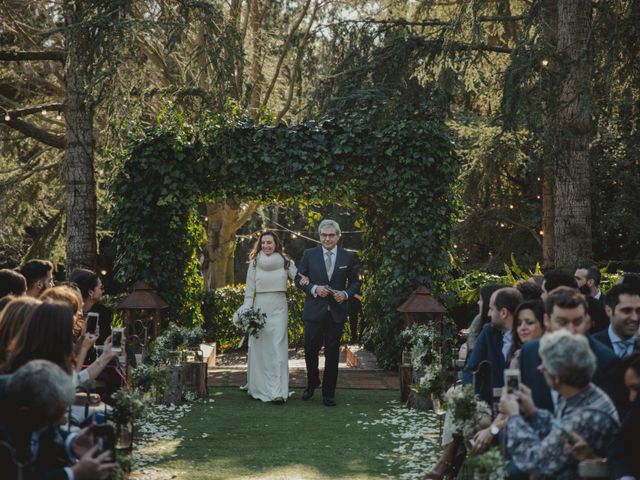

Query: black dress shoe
302,381,321,401
271,397,286,405
323,397,337,407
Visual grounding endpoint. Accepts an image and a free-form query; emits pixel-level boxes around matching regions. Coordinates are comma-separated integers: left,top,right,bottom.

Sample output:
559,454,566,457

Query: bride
238,230,307,404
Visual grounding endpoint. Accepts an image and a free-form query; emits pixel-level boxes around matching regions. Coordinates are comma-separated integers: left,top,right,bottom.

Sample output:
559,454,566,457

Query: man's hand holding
332,290,346,303
316,285,331,297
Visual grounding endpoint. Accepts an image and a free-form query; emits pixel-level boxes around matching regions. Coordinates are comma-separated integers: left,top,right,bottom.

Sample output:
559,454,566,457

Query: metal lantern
117,281,169,362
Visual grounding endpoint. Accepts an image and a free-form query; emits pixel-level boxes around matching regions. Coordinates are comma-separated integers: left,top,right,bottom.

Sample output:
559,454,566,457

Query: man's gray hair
318,219,341,235
7,359,75,422
540,330,596,388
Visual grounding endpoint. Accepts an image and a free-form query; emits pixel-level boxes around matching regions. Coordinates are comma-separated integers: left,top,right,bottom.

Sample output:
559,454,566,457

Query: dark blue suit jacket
519,335,620,412
590,328,613,350
462,323,507,388
295,246,360,323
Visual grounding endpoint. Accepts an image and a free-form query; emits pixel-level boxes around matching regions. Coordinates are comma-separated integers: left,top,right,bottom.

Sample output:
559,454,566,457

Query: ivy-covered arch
110,109,458,368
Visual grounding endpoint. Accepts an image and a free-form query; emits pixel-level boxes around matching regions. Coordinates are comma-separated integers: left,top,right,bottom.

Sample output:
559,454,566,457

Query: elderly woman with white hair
500,330,620,479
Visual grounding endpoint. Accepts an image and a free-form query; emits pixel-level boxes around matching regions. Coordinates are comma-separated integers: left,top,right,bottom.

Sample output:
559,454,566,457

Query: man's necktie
325,250,333,278
615,340,631,358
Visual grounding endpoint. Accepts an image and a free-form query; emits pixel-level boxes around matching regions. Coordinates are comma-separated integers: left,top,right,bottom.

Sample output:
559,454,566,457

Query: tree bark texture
64,0,97,272
202,201,258,289
542,0,558,268
553,0,593,267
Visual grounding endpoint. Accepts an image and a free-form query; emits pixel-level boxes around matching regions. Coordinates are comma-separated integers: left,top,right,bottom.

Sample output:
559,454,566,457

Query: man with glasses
519,287,619,411
295,219,360,407
17,259,54,297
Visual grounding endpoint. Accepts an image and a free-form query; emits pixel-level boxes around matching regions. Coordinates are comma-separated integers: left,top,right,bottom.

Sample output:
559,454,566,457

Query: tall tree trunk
64,1,97,273
202,201,258,289
541,0,558,268
247,0,266,119
553,0,593,267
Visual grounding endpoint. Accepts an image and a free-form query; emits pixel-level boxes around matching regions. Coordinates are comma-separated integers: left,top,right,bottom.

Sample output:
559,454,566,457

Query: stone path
207,345,400,390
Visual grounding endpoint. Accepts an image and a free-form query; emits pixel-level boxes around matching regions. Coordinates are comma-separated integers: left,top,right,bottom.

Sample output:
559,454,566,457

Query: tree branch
262,0,313,107
0,116,65,149
1,103,65,119
0,50,65,62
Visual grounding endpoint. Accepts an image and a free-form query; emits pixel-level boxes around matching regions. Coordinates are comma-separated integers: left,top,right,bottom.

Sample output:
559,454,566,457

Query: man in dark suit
462,287,523,391
520,287,619,411
295,219,360,407
591,283,639,358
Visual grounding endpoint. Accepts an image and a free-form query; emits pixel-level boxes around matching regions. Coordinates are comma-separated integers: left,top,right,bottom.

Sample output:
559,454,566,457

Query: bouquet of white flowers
233,307,267,346
447,384,492,438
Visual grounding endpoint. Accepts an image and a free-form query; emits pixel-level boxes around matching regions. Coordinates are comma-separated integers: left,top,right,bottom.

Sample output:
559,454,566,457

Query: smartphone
86,312,99,335
112,327,124,352
93,424,116,461
551,419,577,445
503,368,521,395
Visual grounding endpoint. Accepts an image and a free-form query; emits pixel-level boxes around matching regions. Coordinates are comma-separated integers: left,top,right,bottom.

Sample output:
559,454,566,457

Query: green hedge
201,284,306,352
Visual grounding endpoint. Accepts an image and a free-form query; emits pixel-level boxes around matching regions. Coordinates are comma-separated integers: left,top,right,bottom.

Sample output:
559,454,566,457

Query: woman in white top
239,230,306,403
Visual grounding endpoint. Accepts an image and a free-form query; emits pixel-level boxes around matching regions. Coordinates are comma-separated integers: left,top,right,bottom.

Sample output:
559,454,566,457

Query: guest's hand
100,336,119,362
71,445,116,480
316,285,331,297
471,427,494,453
499,390,520,417
514,384,536,418
81,332,98,351
71,424,95,458
567,431,598,461
299,274,310,286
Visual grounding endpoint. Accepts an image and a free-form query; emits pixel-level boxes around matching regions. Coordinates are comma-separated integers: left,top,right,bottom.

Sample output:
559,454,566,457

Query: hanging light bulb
4,114,10,121
56,114,62,120
41,109,47,115
541,59,549,68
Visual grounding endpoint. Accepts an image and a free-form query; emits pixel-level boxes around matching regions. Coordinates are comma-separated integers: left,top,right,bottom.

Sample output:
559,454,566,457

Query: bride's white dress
241,251,296,402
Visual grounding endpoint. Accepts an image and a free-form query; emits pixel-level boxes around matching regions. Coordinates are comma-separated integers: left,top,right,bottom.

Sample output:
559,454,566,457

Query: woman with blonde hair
0,296,41,364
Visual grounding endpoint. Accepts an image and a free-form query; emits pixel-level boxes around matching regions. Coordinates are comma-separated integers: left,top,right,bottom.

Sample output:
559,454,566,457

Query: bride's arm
243,262,256,307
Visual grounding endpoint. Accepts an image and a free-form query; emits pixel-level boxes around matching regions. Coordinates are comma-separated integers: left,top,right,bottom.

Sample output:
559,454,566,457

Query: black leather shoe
323,396,337,407
302,381,320,401
272,397,286,405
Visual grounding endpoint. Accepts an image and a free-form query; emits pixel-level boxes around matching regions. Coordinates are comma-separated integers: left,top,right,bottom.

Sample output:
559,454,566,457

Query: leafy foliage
110,105,458,368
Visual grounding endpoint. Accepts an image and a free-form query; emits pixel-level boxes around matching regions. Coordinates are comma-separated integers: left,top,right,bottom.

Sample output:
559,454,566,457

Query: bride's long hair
248,230,291,268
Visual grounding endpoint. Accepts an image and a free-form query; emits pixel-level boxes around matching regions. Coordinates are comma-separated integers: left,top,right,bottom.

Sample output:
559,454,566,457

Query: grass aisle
130,387,441,480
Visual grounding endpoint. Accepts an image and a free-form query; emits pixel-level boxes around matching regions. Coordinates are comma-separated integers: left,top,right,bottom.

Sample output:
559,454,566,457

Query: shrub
201,284,305,352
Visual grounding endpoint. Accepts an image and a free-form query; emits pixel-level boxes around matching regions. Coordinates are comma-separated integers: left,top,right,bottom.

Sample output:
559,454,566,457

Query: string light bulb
41,109,47,115
3,114,9,121
56,114,62,120
541,59,549,68
539,230,544,236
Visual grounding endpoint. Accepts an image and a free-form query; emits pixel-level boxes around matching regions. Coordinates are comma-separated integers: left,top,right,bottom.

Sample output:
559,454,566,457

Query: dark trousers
304,311,344,398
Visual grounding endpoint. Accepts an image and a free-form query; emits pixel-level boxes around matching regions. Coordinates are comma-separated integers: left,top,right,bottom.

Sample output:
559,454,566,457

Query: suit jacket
608,394,640,479
519,335,620,412
591,328,613,350
295,246,360,323
462,323,506,389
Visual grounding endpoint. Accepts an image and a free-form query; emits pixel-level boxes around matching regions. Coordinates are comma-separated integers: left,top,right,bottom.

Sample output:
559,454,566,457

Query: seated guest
566,354,640,480
541,269,577,300
0,295,14,313
509,299,545,369
617,272,640,290
519,287,619,411
462,287,524,388
0,269,27,298
0,297,41,365
608,354,640,479
502,330,619,479
424,288,522,479
17,260,53,298
515,280,542,301
469,299,545,454
0,359,116,479
0,301,119,390
592,283,639,358
69,268,111,348
464,283,504,352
